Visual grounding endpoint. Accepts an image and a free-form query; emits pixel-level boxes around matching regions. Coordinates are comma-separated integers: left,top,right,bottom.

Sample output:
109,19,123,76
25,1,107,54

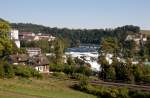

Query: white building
9,29,19,40
9,29,20,48
26,48,41,57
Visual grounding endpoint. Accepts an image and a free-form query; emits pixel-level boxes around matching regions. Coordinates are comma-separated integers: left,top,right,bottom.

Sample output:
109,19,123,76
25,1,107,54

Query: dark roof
9,54,28,62
28,54,49,66
19,32,33,35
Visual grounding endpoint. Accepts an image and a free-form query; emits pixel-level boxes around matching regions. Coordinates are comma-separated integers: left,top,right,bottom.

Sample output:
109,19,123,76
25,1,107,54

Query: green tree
100,37,119,56
0,19,14,58
132,65,143,82
98,55,109,79
106,66,116,81
54,38,65,65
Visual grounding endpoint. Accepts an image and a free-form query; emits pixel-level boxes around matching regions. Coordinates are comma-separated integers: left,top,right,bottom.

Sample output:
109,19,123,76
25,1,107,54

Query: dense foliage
73,79,150,98
11,23,140,47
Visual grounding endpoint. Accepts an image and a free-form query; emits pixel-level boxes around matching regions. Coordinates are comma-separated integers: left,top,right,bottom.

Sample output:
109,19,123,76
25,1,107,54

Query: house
8,54,28,65
8,53,50,73
125,33,147,51
125,33,147,43
28,54,49,73
9,29,20,48
26,48,41,57
19,32,55,42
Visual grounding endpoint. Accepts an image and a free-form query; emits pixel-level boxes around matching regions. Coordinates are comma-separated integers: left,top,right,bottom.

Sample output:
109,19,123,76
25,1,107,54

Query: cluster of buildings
19,32,55,42
8,29,56,73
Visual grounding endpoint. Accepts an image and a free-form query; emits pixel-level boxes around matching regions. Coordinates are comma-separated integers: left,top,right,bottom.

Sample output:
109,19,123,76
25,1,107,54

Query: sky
0,0,150,29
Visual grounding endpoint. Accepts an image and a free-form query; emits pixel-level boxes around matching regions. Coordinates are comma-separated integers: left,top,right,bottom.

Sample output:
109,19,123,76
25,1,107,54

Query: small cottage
8,54,28,65
28,54,49,73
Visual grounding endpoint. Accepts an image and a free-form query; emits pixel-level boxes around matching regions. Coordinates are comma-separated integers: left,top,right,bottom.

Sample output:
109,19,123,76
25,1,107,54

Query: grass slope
0,77,96,98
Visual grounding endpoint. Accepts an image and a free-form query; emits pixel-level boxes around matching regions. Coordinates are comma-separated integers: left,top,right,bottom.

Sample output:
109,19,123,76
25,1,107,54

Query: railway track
91,80,150,92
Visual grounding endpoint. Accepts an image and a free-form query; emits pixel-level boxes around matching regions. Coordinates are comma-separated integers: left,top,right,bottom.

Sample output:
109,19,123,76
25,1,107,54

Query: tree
106,66,116,81
123,40,137,58
132,65,143,82
98,55,109,79
0,19,14,58
53,38,65,65
100,37,119,56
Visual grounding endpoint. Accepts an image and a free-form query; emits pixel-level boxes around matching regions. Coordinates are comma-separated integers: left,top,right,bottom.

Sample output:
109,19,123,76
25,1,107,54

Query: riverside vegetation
0,18,150,98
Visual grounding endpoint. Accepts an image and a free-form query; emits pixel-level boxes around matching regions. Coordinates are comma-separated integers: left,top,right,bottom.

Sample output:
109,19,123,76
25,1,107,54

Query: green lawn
0,77,96,98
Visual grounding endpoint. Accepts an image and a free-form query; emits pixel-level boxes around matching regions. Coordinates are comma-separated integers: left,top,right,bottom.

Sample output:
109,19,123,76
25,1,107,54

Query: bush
76,66,92,76
49,64,64,72
3,63,15,78
13,65,42,78
29,67,42,79
63,64,76,75
0,61,14,78
118,87,129,98
129,90,150,98
0,63,4,78
14,66,31,78
52,72,66,78
49,64,92,77
73,80,130,98
71,73,88,80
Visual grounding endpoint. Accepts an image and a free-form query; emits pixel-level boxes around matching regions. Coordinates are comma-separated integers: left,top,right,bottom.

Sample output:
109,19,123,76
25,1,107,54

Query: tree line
11,23,140,47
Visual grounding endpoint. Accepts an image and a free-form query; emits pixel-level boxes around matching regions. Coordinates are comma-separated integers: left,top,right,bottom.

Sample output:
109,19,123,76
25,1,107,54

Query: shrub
3,63,15,78
14,66,31,78
13,65,42,78
0,63,4,78
49,64,64,72
76,66,92,76
29,67,42,79
79,76,89,89
52,72,66,78
63,64,76,75
49,64,92,77
71,73,88,80
118,87,129,98
129,90,150,98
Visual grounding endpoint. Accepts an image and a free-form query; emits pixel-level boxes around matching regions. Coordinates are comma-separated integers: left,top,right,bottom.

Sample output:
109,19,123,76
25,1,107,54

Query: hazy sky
0,0,150,29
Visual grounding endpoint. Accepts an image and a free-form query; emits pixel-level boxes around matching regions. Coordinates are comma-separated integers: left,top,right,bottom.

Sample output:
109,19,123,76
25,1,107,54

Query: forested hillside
11,23,140,47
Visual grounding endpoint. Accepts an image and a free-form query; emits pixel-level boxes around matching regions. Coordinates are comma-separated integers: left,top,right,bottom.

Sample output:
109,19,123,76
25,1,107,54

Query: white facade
35,66,49,73
14,40,20,48
9,29,20,48
10,30,19,40
26,48,41,57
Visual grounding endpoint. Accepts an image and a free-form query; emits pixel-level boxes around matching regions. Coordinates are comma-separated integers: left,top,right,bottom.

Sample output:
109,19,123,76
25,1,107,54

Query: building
8,53,49,73
26,48,41,57
125,33,147,51
9,29,20,48
19,32,55,42
28,54,49,73
8,54,28,65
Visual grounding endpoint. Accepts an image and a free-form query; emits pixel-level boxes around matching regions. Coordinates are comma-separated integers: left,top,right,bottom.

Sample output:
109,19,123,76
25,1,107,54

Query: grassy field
0,77,96,98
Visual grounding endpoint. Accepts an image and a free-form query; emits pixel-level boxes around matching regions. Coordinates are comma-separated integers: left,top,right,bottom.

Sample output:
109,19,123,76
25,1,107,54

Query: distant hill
10,23,140,46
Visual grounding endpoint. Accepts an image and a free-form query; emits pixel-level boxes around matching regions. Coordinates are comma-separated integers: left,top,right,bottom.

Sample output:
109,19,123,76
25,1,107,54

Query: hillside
11,23,140,46
0,77,96,98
